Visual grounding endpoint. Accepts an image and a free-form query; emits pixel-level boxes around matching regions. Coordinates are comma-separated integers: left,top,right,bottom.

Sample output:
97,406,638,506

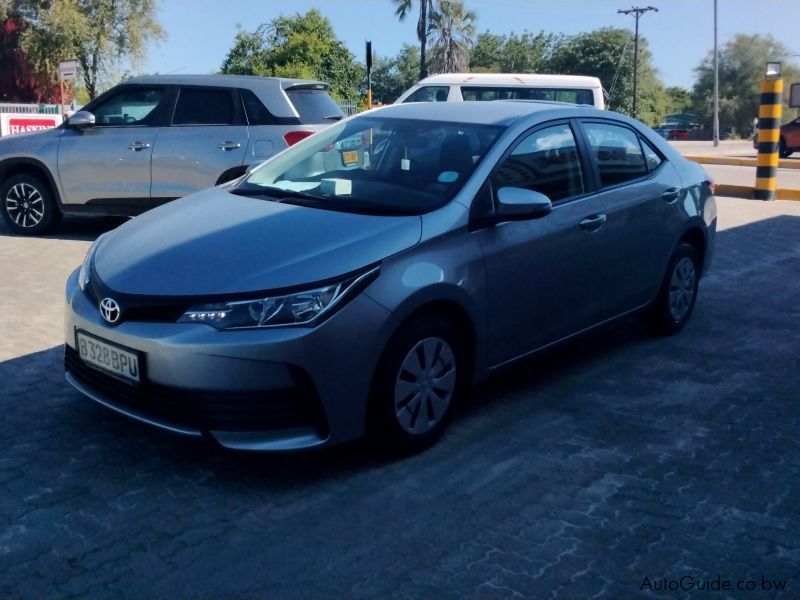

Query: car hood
94,187,422,296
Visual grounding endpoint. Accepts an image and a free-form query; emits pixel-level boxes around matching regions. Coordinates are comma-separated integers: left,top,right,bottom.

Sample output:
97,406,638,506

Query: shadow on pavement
0,215,129,242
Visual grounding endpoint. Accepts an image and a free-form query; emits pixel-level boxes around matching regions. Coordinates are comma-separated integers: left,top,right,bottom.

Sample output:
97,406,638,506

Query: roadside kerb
714,183,800,201
685,155,800,169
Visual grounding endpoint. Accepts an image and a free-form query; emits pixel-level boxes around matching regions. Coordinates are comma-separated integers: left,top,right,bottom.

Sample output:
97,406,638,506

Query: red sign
0,113,63,136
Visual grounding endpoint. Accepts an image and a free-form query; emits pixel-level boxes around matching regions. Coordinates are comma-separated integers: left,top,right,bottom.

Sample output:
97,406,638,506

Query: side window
640,138,663,172
583,122,649,187
403,86,449,103
491,123,584,202
91,87,165,126
172,88,240,126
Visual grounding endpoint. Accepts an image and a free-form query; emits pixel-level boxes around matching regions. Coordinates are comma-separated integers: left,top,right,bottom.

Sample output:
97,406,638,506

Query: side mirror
496,187,552,222
68,111,95,129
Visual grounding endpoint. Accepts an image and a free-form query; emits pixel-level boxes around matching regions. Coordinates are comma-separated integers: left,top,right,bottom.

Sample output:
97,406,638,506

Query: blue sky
142,0,799,90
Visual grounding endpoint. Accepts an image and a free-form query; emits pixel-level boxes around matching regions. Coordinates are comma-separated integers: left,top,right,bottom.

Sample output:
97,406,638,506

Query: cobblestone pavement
1,200,799,600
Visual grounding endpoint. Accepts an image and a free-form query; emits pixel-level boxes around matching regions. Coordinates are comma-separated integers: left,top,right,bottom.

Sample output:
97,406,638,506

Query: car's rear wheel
643,243,700,336
779,138,793,158
0,173,61,235
369,314,467,453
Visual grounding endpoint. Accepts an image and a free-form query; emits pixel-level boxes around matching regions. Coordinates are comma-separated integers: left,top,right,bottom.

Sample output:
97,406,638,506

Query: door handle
662,187,680,203
218,141,242,151
128,141,150,151
579,213,607,232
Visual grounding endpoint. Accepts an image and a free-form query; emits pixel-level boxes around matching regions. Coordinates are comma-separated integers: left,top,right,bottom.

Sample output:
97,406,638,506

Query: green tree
371,43,420,103
392,0,435,81
664,86,692,115
470,30,559,73
220,9,363,100
550,27,665,125
427,0,475,74
692,34,799,136
16,0,164,99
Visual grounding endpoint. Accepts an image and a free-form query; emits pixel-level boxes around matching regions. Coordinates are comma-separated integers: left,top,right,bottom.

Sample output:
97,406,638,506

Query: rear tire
779,138,793,158
0,173,61,235
643,243,700,336
368,314,468,454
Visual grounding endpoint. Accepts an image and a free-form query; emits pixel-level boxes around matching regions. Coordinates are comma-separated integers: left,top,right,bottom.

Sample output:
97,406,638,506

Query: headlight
178,266,379,330
78,234,106,291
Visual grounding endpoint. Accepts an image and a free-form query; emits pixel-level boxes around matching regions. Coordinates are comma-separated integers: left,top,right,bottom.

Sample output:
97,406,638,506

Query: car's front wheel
0,173,61,235
369,314,467,453
643,243,700,336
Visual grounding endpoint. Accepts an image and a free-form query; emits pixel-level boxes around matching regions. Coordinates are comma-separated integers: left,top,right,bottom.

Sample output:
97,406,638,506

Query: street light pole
713,0,720,146
618,6,659,120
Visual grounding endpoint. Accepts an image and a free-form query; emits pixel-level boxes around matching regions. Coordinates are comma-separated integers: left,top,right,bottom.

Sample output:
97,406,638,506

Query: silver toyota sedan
64,101,717,453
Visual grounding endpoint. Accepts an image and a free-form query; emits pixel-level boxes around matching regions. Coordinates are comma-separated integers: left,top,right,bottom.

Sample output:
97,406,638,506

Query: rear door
574,119,684,319
150,86,248,201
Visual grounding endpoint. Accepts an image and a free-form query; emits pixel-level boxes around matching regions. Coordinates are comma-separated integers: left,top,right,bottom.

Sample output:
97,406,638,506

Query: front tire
0,173,61,235
369,314,468,454
643,243,700,336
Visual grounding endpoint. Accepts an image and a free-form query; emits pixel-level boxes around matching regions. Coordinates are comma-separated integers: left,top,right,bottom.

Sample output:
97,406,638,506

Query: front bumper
64,268,396,450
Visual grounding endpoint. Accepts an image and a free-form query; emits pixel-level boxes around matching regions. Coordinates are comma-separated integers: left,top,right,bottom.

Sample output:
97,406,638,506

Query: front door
478,122,607,366
58,86,168,208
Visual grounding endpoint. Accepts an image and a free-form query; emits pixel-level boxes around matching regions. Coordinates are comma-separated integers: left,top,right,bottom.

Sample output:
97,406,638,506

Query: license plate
75,331,141,385
342,150,359,166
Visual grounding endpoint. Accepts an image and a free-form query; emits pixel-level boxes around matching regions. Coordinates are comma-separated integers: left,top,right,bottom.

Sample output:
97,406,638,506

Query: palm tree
392,0,435,81
428,0,476,74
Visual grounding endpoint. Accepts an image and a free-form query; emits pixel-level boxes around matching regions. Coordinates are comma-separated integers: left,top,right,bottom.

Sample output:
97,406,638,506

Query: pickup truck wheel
0,173,61,235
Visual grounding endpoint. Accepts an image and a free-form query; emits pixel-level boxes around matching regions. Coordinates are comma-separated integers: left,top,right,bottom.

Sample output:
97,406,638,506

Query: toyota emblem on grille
99,297,121,324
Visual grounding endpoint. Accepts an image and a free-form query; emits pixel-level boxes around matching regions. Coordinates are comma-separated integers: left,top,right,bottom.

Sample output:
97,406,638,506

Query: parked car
0,74,343,235
396,73,605,109
753,117,800,157
64,101,716,453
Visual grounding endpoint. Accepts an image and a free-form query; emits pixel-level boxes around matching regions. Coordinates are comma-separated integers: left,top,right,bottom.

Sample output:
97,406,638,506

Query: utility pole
618,5,658,119
713,0,719,146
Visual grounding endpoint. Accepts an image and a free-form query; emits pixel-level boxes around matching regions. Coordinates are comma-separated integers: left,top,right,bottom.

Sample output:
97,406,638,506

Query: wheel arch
0,157,63,206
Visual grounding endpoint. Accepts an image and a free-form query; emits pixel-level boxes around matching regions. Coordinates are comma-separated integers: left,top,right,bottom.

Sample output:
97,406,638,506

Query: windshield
236,116,505,215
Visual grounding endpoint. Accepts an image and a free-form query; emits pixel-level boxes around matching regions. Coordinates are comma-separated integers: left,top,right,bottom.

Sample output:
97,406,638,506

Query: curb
715,183,800,201
685,155,800,170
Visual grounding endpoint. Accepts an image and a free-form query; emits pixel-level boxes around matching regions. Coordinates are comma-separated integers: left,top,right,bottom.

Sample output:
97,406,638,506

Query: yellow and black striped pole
755,78,783,201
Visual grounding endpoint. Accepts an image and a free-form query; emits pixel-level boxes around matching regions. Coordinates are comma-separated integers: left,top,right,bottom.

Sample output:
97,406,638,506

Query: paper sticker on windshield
342,150,359,166
438,171,459,183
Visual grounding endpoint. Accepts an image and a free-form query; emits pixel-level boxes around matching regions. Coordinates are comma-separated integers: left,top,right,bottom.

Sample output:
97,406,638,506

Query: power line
618,5,658,119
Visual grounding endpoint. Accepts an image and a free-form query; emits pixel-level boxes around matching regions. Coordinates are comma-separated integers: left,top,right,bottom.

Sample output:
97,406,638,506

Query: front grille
65,346,328,433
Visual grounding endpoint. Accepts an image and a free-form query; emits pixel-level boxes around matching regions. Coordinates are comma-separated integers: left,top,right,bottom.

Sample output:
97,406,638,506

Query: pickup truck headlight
178,266,379,330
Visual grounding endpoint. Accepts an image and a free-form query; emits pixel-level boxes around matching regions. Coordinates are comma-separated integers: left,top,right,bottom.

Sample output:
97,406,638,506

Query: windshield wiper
230,185,326,202
323,115,344,121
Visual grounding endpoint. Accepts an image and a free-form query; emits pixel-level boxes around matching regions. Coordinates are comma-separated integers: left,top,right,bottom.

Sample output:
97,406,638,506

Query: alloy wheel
5,183,45,229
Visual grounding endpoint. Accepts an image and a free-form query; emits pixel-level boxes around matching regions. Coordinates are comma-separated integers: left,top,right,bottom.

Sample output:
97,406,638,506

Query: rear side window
491,123,584,202
241,89,277,125
402,86,449,103
286,90,343,124
583,122,649,187
173,88,241,125
641,139,663,172
461,86,595,106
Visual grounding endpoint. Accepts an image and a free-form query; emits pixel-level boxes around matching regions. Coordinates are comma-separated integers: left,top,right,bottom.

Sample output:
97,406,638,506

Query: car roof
368,100,602,127
417,73,602,87
125,74,330,90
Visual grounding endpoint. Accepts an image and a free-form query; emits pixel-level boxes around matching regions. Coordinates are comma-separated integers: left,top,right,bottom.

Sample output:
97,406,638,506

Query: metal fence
0,103,61,114
336,100,359,116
